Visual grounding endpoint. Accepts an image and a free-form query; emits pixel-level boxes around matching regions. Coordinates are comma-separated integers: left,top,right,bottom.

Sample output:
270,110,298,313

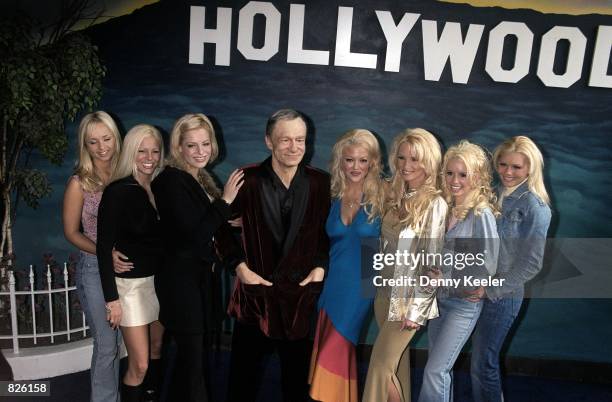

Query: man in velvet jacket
226,109,330,402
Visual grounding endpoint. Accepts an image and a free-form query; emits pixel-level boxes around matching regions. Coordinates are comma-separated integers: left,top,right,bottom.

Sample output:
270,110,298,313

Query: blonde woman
308,129,384,402
63,111,122,402
151,113,243,402
418,140,499,402
96,125,165,402
470,136,551,402
363,128,447,402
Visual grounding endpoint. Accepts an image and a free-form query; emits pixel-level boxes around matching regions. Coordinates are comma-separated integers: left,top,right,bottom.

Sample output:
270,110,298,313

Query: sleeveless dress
309,199,381,402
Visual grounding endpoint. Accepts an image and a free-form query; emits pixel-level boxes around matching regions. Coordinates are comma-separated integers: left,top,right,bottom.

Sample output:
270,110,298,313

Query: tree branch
47,0,102,43
6,136,24,194
0,115,7,181
1,191,9,258
72,8,107,32
11,146,31,221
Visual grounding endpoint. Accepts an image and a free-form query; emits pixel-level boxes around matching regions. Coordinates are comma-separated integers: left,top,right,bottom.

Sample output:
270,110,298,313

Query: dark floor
4,348,612,402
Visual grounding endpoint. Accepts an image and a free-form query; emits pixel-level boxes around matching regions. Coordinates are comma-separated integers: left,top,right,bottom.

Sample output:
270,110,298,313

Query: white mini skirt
115,275,159,327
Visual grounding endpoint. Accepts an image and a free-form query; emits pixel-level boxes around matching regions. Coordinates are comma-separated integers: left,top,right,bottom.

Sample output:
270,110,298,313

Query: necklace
345,198,361,208
343,193,362,209
402,189,417,199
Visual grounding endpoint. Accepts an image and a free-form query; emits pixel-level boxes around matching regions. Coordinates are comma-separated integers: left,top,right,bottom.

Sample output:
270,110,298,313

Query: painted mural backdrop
14,0,612,362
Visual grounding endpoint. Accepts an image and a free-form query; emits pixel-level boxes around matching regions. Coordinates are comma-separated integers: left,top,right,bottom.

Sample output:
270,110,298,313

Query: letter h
189,6,232,66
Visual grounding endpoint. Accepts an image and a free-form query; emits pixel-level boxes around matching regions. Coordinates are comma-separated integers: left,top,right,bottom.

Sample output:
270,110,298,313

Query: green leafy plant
0,2,106,302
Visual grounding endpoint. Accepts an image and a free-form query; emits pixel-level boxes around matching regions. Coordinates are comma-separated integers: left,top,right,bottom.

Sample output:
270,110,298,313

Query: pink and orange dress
309,199,380,402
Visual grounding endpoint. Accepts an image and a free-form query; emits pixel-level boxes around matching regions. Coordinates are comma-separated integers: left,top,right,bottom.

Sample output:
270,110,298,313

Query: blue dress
309,199,381,402
318,199,381,344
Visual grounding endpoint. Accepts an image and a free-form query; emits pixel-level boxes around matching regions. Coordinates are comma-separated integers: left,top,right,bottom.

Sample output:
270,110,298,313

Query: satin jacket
227,159,330,340
386,196,448,325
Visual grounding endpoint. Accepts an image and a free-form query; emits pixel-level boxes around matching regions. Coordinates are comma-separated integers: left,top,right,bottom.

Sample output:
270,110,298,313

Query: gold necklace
402,189,417,199
344,194,362,209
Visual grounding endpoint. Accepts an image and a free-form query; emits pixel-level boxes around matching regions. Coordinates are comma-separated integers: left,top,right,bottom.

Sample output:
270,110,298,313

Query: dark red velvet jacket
227,160,330,340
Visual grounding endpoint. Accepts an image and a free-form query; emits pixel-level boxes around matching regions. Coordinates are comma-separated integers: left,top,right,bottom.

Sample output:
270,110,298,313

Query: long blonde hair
493,135,550,205
330,129,384,221
387,128,442,228
166,113,221,198
111,124,164,182
74,111,121,192
441,140,499,220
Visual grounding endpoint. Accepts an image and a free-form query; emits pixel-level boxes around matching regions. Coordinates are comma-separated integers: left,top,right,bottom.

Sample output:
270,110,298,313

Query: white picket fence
0,264,89,354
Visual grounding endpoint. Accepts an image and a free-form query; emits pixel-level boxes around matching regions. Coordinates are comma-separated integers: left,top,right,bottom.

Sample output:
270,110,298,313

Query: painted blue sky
7,0,612,363
13,0,612,264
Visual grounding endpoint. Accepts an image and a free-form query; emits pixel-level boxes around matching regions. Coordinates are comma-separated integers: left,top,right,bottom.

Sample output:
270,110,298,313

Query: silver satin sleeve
388,197,448,325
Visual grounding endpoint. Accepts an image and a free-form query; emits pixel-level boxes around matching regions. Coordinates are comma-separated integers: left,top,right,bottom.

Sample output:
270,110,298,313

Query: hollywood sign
188,2,612,89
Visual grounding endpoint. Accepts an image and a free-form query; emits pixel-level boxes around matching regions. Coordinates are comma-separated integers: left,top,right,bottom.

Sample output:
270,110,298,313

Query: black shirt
260,158,308,257
97,175,163,302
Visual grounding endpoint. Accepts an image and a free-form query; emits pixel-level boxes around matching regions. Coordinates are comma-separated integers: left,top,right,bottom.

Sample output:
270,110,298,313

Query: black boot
121,382,142,402
143,359,161,402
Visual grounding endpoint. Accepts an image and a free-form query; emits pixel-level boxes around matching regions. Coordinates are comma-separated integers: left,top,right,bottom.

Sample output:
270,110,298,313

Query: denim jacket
486,182,551,300
440,207,499,298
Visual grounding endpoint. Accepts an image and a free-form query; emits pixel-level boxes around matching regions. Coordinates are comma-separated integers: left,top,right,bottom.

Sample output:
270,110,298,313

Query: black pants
168,332,211,402
226,321,312,402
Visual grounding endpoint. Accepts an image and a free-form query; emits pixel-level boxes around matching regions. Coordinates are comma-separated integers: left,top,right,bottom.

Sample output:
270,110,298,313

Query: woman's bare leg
121,325,150,385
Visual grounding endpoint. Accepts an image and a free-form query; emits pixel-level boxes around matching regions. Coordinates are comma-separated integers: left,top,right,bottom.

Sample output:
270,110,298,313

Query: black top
260,158,309,259
152,166,242,267
97,175,163,302
151,166,244,333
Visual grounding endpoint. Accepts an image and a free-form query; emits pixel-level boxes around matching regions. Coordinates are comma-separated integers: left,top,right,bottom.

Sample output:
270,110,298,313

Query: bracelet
105,301,118,313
